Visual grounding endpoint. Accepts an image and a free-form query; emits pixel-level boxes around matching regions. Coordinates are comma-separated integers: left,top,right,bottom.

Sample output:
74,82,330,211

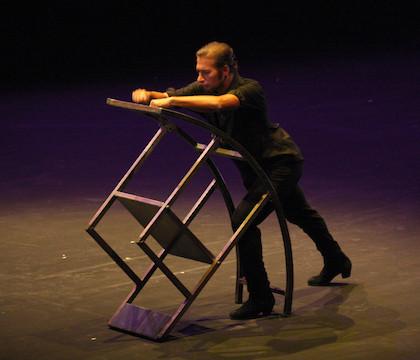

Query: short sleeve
227,79,265,110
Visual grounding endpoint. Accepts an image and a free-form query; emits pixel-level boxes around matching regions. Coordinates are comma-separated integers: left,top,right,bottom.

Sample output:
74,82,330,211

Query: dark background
3,1,420,89
3,1,419,202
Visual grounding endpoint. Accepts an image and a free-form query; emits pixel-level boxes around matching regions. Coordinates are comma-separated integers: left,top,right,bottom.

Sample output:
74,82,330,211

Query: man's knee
285,207,321,226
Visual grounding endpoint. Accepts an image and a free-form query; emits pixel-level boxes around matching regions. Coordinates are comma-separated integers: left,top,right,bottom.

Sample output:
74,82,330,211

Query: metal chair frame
86,98,294,341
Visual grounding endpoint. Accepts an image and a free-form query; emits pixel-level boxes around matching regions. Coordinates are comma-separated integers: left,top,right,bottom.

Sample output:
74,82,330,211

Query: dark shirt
166,75,304,163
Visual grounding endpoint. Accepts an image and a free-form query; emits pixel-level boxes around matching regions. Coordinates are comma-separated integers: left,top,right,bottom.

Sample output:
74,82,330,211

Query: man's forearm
164,94,239,111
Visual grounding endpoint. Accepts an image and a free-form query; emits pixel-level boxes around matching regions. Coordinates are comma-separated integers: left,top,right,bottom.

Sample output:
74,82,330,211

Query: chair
86,98,294,340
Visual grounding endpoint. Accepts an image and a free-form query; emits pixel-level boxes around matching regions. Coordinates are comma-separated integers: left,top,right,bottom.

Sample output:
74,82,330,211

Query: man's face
196,56,226,93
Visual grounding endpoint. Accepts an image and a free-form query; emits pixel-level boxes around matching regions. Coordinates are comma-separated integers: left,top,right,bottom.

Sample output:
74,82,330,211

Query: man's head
195,41,238,93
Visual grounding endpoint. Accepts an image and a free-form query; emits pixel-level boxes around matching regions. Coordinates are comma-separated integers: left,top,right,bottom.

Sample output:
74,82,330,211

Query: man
132,41,352,320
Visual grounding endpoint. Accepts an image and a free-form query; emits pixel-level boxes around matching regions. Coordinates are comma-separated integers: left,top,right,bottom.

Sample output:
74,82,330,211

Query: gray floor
1,194,419,360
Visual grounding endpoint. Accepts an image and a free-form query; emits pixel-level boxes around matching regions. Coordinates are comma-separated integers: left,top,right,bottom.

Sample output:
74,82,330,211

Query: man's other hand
150,98,172,108
132,89,151,104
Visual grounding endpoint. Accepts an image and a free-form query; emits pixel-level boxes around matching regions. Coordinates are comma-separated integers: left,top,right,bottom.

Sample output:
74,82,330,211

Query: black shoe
229,294,275,320
308,254,352,286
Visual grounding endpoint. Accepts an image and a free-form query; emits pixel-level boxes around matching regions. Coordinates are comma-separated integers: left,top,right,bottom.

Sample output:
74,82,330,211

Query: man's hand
132,88,151,104
150,97,173,108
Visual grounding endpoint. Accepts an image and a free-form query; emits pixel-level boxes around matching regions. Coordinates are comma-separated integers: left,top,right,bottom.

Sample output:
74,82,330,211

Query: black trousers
232,157,341,298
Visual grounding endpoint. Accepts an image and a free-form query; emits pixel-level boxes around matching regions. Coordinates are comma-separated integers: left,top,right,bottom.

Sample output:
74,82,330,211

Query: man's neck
217,73,236,95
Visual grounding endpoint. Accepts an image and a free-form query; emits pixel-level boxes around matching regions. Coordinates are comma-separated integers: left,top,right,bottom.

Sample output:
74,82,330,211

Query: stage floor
1,53,419,359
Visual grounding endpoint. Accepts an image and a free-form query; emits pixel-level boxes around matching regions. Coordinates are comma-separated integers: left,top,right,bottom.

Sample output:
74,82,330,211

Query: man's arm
149,94,240,112
132,89,169,104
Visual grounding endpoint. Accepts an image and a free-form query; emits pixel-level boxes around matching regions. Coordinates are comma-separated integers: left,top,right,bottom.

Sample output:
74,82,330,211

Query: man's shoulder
233,76,264,94
228,76,266,108
237,76,261,86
